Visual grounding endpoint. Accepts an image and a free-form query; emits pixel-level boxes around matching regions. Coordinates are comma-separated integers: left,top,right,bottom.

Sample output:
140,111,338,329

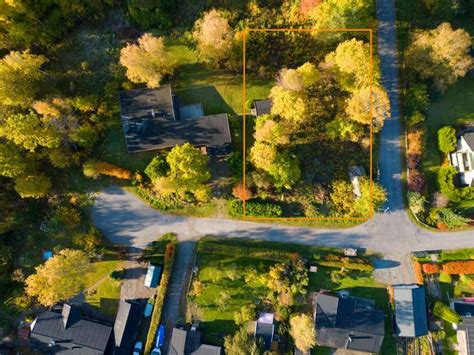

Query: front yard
188,237,395,353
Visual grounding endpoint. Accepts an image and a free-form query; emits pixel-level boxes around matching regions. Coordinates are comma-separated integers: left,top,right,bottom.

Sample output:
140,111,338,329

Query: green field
423,76,474,215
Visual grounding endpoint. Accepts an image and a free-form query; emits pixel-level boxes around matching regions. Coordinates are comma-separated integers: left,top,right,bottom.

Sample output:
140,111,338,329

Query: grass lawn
190,237,394,352
423,76,474,214
84,258,124,317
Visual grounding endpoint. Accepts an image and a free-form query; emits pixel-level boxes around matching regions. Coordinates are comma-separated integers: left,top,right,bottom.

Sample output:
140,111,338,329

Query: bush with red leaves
442,261,474,275
408,169,425,192
422,263,440,274
407,154,421,169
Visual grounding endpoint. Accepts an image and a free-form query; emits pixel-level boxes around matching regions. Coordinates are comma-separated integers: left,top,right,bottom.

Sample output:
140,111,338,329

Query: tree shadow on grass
175,85,236,115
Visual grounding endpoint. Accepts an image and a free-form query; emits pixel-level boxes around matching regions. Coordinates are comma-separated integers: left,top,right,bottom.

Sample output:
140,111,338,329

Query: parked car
133,341,143,355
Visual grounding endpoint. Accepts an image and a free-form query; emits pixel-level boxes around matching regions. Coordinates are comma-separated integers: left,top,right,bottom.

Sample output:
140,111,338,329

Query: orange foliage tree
412,261,424,284
232,182,253,201
422,263,440,274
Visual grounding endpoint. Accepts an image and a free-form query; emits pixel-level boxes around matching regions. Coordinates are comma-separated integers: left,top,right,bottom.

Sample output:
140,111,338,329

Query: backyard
423,76,474,216
188,237,395,353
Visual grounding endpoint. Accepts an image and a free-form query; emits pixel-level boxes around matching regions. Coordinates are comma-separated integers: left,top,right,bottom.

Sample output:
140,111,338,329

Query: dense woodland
0,0,473,340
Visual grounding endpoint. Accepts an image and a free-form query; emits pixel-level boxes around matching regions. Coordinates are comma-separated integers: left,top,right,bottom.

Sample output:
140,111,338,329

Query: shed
144,264,162,288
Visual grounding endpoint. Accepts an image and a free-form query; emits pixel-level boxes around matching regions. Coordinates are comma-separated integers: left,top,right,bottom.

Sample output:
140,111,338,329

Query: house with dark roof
314,293,385,354
119,85,232,155
450,299,474,354
167,328,221,355
251,99,272,116
449,131,474,186
111,300,143,355
30,304,113,354
254,312,275,351
393,284,428,338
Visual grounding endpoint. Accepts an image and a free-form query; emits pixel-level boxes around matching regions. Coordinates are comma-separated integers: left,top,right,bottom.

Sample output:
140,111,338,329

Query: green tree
127,0,175,30
290,314,316,353
353,179,387,217
193,9,234,66
406,23,473,91
326,117,364,142
69,125,98,150
224,327,260,355
0,111,61,152
166,143,211,193
14,173,52,199
432,301,462,323
119,33,175,88
25,249,92,306
268,152,301,189
0,51,47,107
309,0,373,30
145,155,169,181
234,304,256,325
0,143,31,178
437,126,457,153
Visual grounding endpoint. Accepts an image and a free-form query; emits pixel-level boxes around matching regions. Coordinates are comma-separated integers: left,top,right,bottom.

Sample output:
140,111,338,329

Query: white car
133,341,143,355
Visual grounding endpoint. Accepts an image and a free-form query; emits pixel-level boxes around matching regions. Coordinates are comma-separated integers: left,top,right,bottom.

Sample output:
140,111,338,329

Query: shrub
406,111,425,129
442,260,474,274
145,155,169,181
407,129,424,155
435,166,474,201
232,182,253,201
431,192,449,208
83,160,132,180
439,272,451,283
228,199,282,217
437,126,457,153
413,261,424,284
404,84,429,116
438,208,470,229
408,191,426,215
432,301,462,323
407,154,421,169
422,263,440,274
408,169,425,192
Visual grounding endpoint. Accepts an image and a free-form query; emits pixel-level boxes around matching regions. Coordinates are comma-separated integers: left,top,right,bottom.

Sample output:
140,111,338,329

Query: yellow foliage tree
345,86,390,128
290,314,316,352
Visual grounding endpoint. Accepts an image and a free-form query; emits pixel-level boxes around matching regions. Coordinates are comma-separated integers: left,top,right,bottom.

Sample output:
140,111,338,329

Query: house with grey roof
111,300,143,354
450,299,474,354
449,132,474,186
393,284,428,338
167,328,221,355
314,293,385,353
29,304,113,354
119,85,232,155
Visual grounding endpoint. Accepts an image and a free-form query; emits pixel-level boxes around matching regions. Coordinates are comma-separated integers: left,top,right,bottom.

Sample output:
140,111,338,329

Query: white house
449,132,474,186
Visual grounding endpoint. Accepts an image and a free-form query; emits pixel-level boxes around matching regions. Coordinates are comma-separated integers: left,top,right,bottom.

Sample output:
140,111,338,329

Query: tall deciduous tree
0,111,61,152
290,313,316,352
0,51,47,107
270,86,306,125
250,141,277,171
0,143,31,178
345,86,390,128
193,9,234,66
324,38,375,91
309,0,373,30
406,23,473,91
224,327,260,355
25,249,91,306
119,33,175,88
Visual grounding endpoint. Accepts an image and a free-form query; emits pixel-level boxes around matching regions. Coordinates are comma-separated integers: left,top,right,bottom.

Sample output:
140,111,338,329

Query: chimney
62,304,80,329
62,304,72,329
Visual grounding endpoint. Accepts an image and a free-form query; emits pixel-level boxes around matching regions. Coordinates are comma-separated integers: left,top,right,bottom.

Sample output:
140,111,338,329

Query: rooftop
315,293,385,354
393,284,428,338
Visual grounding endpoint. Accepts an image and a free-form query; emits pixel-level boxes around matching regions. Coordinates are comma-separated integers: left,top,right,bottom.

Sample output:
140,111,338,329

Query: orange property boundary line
241,28,374,221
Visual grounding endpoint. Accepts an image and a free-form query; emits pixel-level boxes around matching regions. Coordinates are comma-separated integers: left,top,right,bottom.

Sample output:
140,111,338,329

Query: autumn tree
406,23,473,91
345,86,391,128
290,314,316,353
324,38,374,91
309,0,373,30
0,143,31,178
270,86,306,125
250,141,277,171
25,249,91,306
326,117,364,142
193,9,234,66
0,111,61,152
14,173,52,199
254,115,289,145
0,51,47,107
119,33,175,88
232,182,253,201
224,327,260,355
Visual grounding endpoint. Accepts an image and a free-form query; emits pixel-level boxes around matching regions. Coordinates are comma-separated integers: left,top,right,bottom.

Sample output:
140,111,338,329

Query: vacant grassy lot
84,258,124,317
423,76,474,215
190,237,394,352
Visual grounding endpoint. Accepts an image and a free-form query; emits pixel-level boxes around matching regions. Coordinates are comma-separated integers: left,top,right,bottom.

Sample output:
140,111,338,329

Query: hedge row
228,199,283,217
413,261,424,284
128,186,182,211
83,160,132,180
317,260,374,272
144,241,176,354
442,260,474,275
422,263,440,274
198,240,293,261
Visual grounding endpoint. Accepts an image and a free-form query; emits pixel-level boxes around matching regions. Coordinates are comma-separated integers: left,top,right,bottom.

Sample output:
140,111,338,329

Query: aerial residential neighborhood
0,0,473,354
